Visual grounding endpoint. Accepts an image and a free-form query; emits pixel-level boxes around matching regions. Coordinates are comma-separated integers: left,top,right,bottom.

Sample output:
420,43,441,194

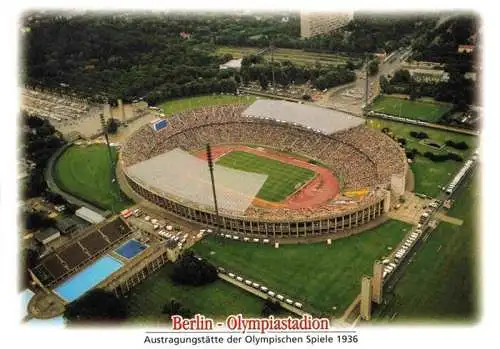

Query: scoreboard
150,119,168,132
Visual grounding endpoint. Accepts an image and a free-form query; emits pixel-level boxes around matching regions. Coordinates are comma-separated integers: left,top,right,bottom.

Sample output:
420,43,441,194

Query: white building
219,58,243,71
75,207,105,224
300,11,353,38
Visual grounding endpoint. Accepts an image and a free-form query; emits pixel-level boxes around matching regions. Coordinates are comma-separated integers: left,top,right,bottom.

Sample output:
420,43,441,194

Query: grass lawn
373,172,479,323
192,220,411,317
370,95,453,123
216,151,315,202
54,144,132,212
126,263,277,322
367,118,477,197
159,95,256,115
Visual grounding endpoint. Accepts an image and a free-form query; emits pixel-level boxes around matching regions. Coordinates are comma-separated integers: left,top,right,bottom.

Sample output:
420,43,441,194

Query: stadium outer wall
119,162,391,240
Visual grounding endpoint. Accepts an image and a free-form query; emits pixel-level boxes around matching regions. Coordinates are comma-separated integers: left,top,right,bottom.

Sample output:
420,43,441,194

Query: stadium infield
192,220,411,317
196,145,340,207
373,171,479,323
370,95,453,123
54,144,132,212
216,150,315,202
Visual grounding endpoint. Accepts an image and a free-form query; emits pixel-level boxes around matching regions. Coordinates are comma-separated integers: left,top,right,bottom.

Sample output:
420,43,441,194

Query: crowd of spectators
121,104,406,220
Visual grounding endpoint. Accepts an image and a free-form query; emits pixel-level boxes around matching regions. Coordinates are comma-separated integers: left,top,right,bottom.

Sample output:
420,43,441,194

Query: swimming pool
54,255,123,302
115,239,147,259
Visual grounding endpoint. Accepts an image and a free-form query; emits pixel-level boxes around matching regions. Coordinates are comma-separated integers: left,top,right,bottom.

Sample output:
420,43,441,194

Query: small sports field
54,144,132,212
193,220,411,317
216,150,315,202
370,95,453,123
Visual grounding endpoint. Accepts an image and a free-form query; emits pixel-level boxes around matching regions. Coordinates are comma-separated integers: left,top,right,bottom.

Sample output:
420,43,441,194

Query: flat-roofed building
35,228,61,245
219,58,242,71
409,68,450,83
300,11,353,38
75,207,105,224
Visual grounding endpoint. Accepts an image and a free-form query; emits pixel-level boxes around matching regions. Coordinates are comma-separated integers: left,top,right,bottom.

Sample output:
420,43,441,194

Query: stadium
118,100,408,240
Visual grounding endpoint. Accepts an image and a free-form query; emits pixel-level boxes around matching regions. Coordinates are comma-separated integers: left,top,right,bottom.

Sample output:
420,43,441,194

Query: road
316,48,410,115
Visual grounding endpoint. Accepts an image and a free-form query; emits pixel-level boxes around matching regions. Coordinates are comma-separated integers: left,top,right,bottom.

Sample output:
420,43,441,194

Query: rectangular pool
115,239,147,259
54,255,123,302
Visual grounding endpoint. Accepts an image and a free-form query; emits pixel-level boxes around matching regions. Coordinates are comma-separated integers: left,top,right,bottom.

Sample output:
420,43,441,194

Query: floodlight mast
206,143,221,233
100,110,118,211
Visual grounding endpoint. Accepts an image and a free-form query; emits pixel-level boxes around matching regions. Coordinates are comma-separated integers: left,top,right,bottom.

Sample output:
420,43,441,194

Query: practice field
367,118,477,197
216,46,352,67
126,263,281,322
193,220,411,317
370,95,453,123
159,95,256,115
216,151,316,202
374,172,478,323
54,144,132,212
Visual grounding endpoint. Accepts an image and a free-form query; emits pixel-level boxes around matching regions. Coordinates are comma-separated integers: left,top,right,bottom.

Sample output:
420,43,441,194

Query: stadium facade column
383,190,391,213
372,260,384,304
360,275,373,320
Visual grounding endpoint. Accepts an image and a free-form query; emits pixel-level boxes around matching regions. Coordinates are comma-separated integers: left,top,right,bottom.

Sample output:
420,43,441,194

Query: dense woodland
22,12,442,105
21,114,66,198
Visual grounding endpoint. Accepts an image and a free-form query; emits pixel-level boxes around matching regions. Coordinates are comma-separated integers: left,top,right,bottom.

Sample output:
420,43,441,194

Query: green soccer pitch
54,144,132,212
215,150,316,202
370,95,453,123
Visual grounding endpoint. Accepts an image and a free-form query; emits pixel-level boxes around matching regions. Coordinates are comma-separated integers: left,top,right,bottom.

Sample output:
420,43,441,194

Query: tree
162,299,193,318
379,75,390,93
64,289,128,324
170,251,218,286
106,118,119,134
24,211,55,230
367,59,379,76
259,73,269,90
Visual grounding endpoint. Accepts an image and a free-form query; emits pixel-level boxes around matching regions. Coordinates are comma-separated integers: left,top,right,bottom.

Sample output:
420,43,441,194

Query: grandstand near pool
30,217,139,297
119,100,408,241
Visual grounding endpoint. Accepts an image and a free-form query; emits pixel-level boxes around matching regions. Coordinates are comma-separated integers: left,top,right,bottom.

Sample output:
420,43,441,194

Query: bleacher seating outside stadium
21,88,92,123
32,217,132,287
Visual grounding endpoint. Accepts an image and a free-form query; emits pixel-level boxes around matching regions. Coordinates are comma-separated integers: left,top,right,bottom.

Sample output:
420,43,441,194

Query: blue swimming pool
115,239,147,259
54,255,123,302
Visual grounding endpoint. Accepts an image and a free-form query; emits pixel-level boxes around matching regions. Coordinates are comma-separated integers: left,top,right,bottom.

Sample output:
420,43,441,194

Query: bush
445,140,469,150
64,289,127,323
409,131,428,139
171,251,218,286
397,137,407,146
423,152,463,162
261,299,282,317
381,127,390,134
302,94,311,101
162,299,193,318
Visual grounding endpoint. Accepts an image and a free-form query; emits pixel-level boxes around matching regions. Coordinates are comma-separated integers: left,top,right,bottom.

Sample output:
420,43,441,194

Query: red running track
195,145,340,210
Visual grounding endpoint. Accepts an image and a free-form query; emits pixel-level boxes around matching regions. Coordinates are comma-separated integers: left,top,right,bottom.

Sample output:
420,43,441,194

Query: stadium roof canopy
127,148,267,215
242,100,364,134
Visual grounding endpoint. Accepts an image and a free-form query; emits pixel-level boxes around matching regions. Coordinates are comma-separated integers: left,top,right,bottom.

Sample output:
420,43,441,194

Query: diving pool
115,239,147,259
54,255,123,302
